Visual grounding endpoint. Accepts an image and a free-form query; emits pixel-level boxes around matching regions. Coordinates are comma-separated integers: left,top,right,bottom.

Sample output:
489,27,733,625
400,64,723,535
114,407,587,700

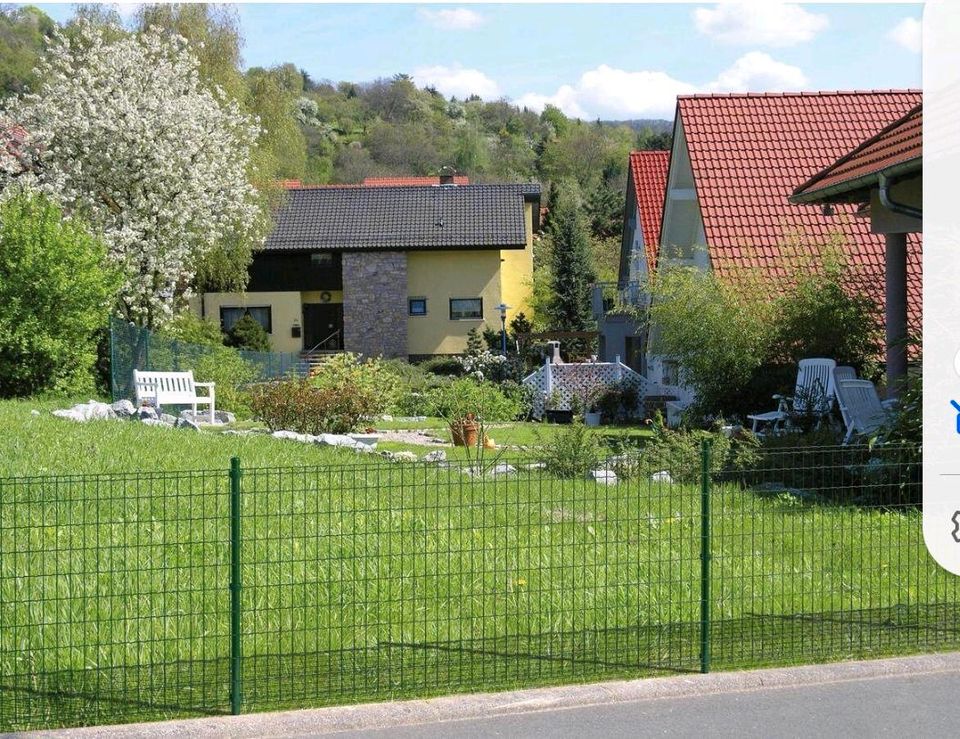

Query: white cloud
418,8,485,31
413,64,499,99
515,53,807,120
888,17,921,54
693,3,828,47
707,51,807,92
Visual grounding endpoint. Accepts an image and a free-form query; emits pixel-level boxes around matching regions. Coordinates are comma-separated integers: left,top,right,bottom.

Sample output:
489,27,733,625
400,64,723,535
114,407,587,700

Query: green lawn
0,400,955,732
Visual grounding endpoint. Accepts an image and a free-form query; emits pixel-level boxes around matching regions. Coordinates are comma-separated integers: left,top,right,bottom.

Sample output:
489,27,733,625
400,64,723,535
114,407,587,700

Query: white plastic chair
835,379,889,444
748,358,837,435
832,366,857,430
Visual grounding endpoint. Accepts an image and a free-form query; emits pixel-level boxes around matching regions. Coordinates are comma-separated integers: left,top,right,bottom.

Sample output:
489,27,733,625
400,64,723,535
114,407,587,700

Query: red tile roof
363,175,470,186
792,104,922,202
676,90,922,331
278,175,470,190
629,150,670,271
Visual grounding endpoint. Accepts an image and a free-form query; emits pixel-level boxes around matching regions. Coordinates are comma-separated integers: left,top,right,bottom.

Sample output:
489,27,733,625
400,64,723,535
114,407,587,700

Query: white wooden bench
133,370,215,423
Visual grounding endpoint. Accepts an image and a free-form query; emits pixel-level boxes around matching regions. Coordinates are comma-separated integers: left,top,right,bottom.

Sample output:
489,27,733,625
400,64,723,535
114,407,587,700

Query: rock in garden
650,471,673,484
272,430,317,443
160,413,178,426
489,463,516,476
380,414,394,422
317,433,364,449
140,418,167,427
175,418,201,432
587,469,618,485
388,451,419,463
30,410,40,416
52,400,116,422
137,407,159,421
524,462,547,470
110,399,136,418
180,409,236,425
423,450,447,463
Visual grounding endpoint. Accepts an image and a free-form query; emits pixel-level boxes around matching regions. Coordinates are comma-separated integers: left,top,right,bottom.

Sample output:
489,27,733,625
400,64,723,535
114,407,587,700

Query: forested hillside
1,4,672,322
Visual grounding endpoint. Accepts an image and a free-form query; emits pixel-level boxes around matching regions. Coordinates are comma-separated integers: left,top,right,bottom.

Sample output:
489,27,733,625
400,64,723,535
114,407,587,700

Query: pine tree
548,183,596,335
227,313,271,352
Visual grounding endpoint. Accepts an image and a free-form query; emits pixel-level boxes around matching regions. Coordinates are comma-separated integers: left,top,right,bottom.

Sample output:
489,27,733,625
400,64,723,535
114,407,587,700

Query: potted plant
450,412,480,447
575,380,605,427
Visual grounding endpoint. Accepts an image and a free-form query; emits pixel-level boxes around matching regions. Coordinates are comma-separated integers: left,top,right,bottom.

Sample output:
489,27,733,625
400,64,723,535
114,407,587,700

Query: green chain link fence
108,316,304,401
1,443,954,732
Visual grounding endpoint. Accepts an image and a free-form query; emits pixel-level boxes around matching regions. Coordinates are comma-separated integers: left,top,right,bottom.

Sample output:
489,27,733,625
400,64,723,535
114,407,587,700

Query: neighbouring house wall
407,249,502,355
197,291,304,353
659,119,707,267
498,202,535,323
342,251,408,358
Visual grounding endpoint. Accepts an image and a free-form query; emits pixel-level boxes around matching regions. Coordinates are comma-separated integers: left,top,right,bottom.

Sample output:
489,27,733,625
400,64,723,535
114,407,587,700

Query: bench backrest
134,370,198,404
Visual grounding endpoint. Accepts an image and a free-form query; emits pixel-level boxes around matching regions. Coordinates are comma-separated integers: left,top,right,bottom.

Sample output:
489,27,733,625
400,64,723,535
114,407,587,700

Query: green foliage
0,5,55,96
380,359,452,416
595,381,641,423
546,181,596,335
585,181,624,239
538,421,604,478
465,326,485,356
0,192,116,397
649,266,772,417
418,355,465,377
192,348,259,419
769,257,883,379
226,313,271,352
429,378,525,423
252,354,397,434
160,312,225,347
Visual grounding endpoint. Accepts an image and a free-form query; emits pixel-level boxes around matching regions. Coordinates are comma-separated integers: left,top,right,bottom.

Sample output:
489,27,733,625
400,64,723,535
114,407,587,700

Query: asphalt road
340,671,959,738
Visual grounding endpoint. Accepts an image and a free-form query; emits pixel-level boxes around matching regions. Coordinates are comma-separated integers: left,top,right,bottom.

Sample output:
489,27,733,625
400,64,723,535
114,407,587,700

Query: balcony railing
591,281,645,318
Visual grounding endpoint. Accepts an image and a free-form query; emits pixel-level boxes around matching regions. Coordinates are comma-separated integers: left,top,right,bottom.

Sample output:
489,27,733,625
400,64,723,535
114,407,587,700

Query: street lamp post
496,303,511,356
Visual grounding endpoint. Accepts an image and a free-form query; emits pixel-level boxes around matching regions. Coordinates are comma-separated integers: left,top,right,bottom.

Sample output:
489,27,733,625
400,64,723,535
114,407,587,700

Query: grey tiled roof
264,184,541,252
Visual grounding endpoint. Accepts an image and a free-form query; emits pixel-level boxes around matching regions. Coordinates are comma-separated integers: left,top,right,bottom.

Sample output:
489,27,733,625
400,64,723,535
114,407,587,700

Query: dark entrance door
302,303,343,350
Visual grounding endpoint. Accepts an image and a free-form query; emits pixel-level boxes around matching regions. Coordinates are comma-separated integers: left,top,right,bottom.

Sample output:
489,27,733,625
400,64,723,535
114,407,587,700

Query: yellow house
198,177,540,359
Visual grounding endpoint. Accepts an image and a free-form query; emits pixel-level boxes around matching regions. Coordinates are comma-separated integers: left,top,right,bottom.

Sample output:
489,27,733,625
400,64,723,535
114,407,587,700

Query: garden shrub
380,359,452,416
538,421,604,478
0,192,117,397
418,356,464,376
250,378,330,434
161,311,225,347
226,313,271,352
307,352,399,430
595,380,641,423
429,378,525,423
193,348,259,419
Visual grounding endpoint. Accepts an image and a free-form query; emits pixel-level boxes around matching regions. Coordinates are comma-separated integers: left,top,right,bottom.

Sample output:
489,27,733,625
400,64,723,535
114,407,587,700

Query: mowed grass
1,400,958,731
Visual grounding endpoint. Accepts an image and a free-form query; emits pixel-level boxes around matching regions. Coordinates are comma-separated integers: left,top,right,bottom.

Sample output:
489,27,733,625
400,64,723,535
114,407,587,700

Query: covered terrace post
885,232,908,398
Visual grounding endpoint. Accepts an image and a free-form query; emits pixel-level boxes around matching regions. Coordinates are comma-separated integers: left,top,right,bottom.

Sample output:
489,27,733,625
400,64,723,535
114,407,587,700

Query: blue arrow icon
952,400,960,434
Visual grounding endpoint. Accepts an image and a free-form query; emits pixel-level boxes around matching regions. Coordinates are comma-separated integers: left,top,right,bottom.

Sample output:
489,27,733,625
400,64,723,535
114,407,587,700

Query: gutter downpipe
877,172,920,399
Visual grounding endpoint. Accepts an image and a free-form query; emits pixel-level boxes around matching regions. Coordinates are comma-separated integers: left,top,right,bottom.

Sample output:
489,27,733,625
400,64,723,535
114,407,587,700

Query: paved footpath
20,652,960,739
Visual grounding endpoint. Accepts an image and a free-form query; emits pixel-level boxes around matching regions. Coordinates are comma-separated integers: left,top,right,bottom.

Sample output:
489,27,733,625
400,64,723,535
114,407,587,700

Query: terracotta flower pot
450,415,480,447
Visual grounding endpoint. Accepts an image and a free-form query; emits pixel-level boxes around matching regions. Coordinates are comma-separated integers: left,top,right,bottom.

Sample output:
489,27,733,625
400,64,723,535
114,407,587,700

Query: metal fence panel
1,444,957,733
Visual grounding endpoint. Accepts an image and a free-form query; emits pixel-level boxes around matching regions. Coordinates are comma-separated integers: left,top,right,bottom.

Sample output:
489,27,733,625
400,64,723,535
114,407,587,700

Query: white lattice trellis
522,361,651,417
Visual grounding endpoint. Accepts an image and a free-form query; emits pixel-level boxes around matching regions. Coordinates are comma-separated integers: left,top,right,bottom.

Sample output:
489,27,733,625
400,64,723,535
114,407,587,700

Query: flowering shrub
456,350,507,381
1,21,264,327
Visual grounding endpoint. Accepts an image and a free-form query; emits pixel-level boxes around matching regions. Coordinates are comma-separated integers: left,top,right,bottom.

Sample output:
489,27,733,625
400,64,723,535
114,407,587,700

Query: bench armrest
194,382,215,388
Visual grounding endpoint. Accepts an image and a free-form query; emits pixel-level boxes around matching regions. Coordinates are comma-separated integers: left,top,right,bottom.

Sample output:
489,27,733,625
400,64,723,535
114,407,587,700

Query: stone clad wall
342,251,408,358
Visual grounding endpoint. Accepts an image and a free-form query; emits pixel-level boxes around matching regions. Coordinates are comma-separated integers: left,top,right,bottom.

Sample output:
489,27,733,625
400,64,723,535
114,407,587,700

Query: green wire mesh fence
108,317,304,401
1,443,955,732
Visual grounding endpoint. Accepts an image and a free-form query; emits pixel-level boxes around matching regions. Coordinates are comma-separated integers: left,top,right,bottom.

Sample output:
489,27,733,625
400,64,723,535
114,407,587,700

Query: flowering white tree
0,21,264,327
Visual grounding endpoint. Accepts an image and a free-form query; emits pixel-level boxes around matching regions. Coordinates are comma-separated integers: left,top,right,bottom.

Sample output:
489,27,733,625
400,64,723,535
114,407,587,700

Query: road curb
20,652,960,738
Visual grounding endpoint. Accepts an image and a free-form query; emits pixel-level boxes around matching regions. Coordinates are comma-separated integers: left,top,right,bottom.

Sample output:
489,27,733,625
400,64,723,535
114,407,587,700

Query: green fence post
700,439,712,674
229,457,243,714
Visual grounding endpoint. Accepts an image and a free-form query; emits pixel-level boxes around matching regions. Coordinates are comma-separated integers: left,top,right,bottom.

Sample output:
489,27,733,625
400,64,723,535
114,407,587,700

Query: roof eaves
789,156,921,204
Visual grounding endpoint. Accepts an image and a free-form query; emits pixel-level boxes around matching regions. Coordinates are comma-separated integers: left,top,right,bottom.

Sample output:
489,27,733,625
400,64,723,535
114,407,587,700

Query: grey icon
953,511,960,543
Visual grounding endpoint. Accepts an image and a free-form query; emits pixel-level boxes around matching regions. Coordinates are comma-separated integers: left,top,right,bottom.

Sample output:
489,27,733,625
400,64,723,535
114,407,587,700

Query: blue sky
34,3,922,119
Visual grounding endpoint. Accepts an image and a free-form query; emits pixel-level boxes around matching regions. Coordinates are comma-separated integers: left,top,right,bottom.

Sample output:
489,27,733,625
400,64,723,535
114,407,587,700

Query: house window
449,298,483,320
409,298,427,316
310,253,334,267
220,306,273,334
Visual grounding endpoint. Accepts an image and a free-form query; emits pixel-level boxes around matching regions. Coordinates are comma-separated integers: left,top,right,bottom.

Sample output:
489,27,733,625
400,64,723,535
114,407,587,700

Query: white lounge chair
832,366,857,430
835,379,890,444
748,358,837,435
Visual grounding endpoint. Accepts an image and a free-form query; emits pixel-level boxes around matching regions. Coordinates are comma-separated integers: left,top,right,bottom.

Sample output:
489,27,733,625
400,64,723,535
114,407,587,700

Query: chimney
438,166,457,186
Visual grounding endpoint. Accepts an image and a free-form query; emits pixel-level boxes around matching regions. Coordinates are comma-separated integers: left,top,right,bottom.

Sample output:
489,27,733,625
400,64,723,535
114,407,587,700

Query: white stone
489,463,517,476
317,433,364,449
110,399,136,418
389,451,419,463
423,450,447,463
180,409,236,425
52,400,116,422
30,409,40,416
650,471,673,483
136,406,159,421
347,433,380,449
140,418,167,427
524,462,547,470
160,413,178,426
272,430,317,443
587,469,618,485
380,414,394,422
175,418,201,432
